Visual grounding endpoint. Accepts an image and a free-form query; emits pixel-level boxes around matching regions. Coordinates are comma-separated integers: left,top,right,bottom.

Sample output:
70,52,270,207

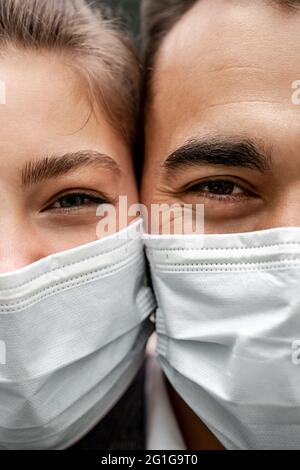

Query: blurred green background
99,0,141,36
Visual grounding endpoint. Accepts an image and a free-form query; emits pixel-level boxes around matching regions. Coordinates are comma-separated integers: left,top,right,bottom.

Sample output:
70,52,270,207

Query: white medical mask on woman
0,219,155,450
144,227,300,450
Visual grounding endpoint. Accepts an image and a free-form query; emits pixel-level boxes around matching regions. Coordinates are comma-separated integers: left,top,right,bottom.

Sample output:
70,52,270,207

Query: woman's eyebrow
21,150,122,187
162,137,272,176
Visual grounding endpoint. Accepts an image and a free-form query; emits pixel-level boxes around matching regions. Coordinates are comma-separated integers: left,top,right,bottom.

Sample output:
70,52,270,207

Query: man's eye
186,179,256,200
46,193,107,211
197,180,242,196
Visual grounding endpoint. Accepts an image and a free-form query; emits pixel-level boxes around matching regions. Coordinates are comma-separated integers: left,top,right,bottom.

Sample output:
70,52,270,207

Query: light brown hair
0,0,142,146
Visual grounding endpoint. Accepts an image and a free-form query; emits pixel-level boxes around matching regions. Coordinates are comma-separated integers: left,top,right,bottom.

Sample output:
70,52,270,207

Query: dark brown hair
0,0,142,145
142,0,196,72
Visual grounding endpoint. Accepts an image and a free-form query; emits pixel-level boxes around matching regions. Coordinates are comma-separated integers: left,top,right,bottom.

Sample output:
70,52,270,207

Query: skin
0,47,138,273
142,0,300,450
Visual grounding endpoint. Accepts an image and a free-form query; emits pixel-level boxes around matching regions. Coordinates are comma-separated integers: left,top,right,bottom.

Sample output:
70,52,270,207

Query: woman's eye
46,193,107,211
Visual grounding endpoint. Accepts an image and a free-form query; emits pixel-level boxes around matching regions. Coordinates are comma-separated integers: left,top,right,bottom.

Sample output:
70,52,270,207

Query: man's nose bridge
265,197,300,228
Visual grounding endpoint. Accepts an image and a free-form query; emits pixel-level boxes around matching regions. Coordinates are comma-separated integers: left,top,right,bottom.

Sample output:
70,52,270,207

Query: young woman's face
0,50,138,272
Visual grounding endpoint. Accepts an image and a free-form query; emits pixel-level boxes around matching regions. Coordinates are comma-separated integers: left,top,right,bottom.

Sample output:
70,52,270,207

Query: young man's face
0,49,138,272
142,0,300,234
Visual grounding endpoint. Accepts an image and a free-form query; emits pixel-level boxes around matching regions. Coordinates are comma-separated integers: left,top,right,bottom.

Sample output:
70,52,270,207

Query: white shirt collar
145,355,187,450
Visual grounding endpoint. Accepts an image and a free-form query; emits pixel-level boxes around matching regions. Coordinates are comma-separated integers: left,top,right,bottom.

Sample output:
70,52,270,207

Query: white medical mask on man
0,219,155,450
144,226,300,450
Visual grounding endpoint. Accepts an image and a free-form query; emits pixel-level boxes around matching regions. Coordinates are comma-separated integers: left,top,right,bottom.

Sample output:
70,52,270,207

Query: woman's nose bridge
0,219,45,273
0,242,38,273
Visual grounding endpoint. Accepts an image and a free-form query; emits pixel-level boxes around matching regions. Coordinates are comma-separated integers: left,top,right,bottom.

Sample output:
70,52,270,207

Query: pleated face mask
0,219,155,450
144,227,300,450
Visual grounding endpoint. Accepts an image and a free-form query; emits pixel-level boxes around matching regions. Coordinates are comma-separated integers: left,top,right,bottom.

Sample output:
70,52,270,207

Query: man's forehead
145,0,300,169
151,0,300,97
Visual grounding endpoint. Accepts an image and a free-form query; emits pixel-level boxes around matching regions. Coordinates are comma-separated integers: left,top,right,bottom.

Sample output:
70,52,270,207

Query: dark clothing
67,365,146,450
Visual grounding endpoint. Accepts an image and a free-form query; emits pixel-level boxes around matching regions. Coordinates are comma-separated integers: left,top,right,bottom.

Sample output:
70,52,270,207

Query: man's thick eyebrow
21,150,122,187
163,138,272,174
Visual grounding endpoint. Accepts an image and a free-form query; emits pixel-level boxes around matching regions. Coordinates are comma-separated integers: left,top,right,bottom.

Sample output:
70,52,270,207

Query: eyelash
183,178,259,202
42,191,111,213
